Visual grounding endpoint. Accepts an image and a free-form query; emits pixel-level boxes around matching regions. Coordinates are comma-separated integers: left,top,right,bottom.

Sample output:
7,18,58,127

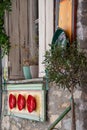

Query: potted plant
29,56,38,78
44,41,87,130
23,57,38,79
29,33,39,78
22,45,38,79
22,24,38,79
22,59,32,79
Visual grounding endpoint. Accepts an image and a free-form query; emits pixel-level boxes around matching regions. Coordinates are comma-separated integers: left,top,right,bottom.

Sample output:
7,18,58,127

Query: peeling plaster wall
1,0,87,130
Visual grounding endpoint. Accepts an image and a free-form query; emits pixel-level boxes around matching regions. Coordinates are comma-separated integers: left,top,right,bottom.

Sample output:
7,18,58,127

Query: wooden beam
72,0,77,41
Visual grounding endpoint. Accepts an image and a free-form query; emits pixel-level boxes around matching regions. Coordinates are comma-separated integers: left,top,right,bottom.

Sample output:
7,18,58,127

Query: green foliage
44,41,87,91
0,0,11,57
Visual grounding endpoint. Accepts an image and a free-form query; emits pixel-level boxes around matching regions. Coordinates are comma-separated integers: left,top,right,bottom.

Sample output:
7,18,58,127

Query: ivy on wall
0,0,11,57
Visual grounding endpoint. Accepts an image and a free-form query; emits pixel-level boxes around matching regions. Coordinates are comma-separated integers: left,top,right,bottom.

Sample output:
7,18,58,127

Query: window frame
38,0,54,77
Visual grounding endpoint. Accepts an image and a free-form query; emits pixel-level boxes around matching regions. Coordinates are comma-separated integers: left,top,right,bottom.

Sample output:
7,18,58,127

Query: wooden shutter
6,0,38,80
7,0,28,79
58,0,77,42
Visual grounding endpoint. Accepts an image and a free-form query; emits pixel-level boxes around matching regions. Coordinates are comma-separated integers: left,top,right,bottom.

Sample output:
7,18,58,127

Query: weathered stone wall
77,0,87,130
77,0,87,49
1,85,82,130
1,0,87,130
0,48,2,130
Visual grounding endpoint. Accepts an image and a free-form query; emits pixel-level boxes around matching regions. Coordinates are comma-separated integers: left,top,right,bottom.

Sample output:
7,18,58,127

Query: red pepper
17,94,26,111
9,94,16,109
27,95,36,113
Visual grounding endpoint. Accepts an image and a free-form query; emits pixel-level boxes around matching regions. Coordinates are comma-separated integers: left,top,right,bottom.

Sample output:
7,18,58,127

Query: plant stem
71,86,76,130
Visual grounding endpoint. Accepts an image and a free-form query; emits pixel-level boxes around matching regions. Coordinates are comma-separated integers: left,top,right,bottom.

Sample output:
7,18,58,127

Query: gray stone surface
77,0,87,48
77,1,87,130
63,119,83,130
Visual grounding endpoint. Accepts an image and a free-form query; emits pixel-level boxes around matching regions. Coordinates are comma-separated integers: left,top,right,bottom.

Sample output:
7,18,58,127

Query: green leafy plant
44,41,87,130
0,0,11,57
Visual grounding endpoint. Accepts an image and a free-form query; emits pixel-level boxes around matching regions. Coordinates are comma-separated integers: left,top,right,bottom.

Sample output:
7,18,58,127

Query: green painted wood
6,83,45,91
41,91,46,121
7,78,44,84
48,105,71,130
7,111,42,121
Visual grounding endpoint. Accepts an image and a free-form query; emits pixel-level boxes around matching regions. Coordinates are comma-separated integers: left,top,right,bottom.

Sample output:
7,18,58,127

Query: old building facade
0,0,87,130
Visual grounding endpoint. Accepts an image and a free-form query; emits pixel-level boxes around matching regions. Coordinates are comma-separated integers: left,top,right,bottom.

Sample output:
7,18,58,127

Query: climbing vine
0,0,11,57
